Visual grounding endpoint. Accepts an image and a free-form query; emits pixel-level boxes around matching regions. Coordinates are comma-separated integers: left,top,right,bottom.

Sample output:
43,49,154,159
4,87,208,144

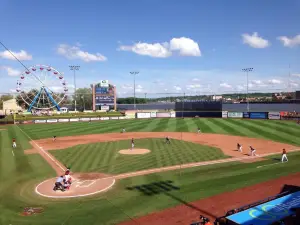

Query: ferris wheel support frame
27,87,43,112
44,87,61,111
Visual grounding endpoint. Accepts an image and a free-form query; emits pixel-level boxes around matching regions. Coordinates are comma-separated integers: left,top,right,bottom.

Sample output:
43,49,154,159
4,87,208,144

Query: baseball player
165,136,171,144
281,148,288,162
197,127,201,134
237,143,242,152
122,128,126,133
12,138,17,148
53,175,65,191
249,146,257,156
63,170,72,190
131,138,134,150
53,136,56,141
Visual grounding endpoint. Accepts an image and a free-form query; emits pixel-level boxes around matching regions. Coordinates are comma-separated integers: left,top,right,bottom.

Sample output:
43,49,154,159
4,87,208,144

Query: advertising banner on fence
136,112,151,119
249,112,267,119
34,120,47,123
228,112,243,118
118,116,126,120
110,117,119,120
170,112,176,118
58,119,69,122
100,117,110,120
80,118,90,122
268,112,280,120
47,119,58,123
156,112,171,118
222,111,228,118
243,112,250,118
70,118,79,122
150,112,157,118
101,105,109,111
90,117,100,121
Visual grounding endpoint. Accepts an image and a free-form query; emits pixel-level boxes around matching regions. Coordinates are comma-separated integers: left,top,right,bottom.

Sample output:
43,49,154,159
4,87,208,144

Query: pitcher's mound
119,149,151,155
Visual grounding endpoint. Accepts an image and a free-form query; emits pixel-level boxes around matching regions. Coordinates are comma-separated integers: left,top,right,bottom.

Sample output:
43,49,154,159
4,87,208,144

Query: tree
74,88,93,111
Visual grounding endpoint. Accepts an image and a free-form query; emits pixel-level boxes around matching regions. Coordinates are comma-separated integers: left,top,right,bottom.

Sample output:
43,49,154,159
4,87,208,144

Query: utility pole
69,65,80,112
242,68,253,112
130,71,139,110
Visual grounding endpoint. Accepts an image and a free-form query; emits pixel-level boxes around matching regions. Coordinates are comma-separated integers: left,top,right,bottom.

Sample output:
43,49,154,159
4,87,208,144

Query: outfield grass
1,119,300,225
51,138,228,174
19,118,300,146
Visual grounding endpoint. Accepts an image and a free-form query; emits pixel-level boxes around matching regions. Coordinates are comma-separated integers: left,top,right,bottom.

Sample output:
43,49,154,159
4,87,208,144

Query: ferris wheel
16,65,68,112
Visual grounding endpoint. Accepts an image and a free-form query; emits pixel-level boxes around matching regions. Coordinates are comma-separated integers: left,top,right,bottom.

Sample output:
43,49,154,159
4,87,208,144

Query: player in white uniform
12,138,17,148
237,143,242,152
249,146,257,156
131,138,134,150
281,149,288,162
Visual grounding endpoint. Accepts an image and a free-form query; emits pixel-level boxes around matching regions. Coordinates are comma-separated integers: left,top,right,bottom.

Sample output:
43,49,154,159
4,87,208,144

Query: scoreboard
93,80,116,107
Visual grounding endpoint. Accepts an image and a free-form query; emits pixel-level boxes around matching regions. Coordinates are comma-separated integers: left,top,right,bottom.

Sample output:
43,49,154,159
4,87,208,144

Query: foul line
15,124,65,172
257,161,287,168
11,150,14,157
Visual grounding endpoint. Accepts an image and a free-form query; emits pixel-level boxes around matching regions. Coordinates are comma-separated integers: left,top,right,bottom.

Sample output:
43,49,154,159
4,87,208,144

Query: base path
24,132,298,199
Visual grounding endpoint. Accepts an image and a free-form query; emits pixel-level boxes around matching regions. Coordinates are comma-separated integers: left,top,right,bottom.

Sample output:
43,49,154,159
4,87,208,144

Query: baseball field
1,118,300,225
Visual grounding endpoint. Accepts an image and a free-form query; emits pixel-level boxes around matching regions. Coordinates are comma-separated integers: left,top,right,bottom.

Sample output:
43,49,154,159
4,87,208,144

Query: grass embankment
51,138,228,174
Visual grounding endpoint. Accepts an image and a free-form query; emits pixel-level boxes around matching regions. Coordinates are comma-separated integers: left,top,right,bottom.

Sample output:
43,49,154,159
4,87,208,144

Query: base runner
12,138,17,148
249,146,257,156
237,143,242,152
281,148,288,162
131,138,134,150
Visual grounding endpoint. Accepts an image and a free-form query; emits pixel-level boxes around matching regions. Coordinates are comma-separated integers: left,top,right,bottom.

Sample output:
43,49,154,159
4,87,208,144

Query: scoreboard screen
94,81,116,106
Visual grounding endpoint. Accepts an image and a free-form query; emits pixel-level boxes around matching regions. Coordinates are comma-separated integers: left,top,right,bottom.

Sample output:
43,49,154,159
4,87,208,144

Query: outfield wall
117,103,300,112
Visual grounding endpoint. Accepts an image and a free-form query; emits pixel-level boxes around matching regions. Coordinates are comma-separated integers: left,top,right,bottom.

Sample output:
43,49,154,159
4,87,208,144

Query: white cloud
236,85,245,91
192,78,200,82
119,42,171,58
292,74,300,77
277,34,300,48
1,66,21,76
57,44,107,62
186,84,201,89
242,32,270,48
267,79,282,84
169,37,201,56
220,83,232,88
250,80,264,85
121,84,133,89
0,50,32,60
290,82,299,87
118,37,201,58
136,84,143,89
173,85,182,91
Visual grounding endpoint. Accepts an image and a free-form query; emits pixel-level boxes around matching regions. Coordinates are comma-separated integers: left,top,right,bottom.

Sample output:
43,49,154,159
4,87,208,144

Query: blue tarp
226,191,300,225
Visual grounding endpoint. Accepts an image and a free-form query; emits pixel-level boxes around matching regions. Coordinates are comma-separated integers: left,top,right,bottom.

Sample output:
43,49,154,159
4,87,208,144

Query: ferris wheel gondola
17,65,68,112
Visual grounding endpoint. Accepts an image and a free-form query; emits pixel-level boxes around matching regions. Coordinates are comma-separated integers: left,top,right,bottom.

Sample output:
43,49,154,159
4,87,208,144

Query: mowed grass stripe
250,120,300,140
228,119,299,145
164,118,177,132
207,118,245,136
184,118,198,132
221,119,261,138
202,119,227,134
193,119,214,133
0,131,16,179
175,118,189,132
138,119,163,132
151,119,170,132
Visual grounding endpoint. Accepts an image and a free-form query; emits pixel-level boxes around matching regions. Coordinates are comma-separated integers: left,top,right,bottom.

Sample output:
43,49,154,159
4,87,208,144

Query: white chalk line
257,161,288,168
35,177,116,198
16,124,65,172
11,150,15,156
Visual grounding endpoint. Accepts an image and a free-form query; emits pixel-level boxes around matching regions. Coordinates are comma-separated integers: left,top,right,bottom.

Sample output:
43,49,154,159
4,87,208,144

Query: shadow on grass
126,180,217,218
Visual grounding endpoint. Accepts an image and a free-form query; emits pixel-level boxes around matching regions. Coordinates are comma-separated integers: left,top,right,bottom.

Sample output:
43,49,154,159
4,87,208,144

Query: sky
0,0,300,97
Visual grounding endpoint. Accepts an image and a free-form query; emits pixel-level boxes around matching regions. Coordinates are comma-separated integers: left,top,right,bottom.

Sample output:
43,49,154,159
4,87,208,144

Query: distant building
3,98,22,115
213,95,223,100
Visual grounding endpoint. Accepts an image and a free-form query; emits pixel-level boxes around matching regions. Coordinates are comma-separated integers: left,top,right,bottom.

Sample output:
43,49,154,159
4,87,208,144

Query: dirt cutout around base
36,173,115,198
119,148,151,155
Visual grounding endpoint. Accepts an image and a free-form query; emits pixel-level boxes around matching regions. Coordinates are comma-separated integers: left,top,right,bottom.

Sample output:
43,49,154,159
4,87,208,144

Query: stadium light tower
242,68,253,112
130,71,139,110
69,65,80,111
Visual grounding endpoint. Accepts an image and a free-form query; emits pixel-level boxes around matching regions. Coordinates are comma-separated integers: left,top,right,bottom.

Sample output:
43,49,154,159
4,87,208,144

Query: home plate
35,173,115,198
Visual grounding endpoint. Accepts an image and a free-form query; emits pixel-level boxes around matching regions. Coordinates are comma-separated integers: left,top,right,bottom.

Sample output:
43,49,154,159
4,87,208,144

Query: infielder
122,128,126,133
197,127,201,134
53,136,57,141
12,138,16,148
131,138,134,150
281,148,288,162
237,143,242,152
165,136,171,144
249,146,257,156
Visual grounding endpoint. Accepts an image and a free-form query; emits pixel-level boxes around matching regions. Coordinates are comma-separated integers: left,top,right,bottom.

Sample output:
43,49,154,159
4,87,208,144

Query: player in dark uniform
53,136,57,141
165,136,171,144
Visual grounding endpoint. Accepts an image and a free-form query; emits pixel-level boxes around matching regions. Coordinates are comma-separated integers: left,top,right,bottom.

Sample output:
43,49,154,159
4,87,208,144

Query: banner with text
228,112,243,118
268,112,280,120
249,112,268,119
136,112,151,119
156,112,171,118
222,111,228,118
